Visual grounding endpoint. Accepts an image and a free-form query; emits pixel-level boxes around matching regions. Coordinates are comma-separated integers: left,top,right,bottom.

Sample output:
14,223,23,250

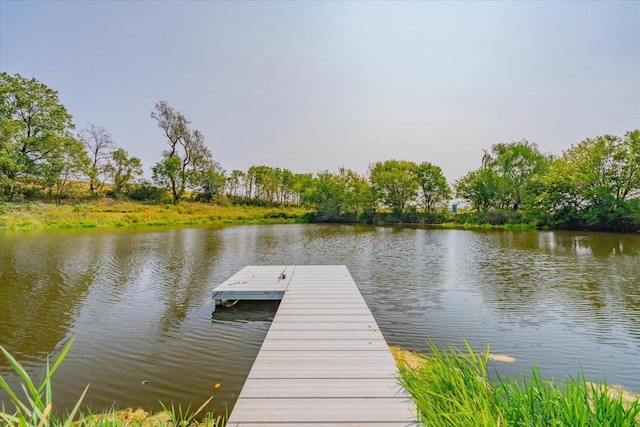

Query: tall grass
0,340,224,426
0,200,311,230
0,337,87,427
398,341,499,426
397,341,640,427
496,370,640,426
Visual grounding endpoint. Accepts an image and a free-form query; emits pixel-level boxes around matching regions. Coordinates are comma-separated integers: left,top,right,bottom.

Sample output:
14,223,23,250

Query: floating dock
212,265,419,426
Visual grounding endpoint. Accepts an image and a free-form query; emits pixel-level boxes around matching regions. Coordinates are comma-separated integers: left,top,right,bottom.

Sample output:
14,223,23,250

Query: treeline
455,135,640,232
1,72,638,231
0,73,144,202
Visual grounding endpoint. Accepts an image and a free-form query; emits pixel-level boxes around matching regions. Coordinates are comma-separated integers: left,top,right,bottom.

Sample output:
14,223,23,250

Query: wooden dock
212,265,419,426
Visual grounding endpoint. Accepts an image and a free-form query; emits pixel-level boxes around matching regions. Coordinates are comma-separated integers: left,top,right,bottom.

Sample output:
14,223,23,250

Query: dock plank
267,322,380,331
227,398,415,424
238,378,409,398
212,265,418,426
270,314,379,323
264,330,385,340
260,339,389,351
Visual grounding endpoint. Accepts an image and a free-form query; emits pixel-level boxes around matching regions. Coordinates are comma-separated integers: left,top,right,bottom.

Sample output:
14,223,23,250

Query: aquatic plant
397,341,640,427
397,341,499,426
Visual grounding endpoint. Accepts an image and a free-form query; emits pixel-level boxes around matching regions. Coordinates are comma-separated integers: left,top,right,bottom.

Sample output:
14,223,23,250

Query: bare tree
150,100,189,157
150,101,215,203
78,123,115,195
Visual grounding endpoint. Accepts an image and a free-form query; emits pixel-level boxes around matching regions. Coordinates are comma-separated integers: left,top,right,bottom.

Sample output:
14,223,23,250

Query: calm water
1,224,639,416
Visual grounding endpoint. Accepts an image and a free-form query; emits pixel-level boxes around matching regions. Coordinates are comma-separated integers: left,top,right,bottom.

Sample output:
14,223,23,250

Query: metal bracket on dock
211,290,286,312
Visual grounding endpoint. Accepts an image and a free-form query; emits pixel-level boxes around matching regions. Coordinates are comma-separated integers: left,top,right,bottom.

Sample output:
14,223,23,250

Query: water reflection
150,229,223,334
1,225,639,416
0,231,105,365
471,231,639,346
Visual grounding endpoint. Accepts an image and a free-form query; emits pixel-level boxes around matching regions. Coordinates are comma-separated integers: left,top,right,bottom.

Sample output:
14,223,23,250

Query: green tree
150,101,214,203
455,140,549,212
196,165,226,203
542,131,640,228
338,168,374,219
251,165,280,202
369,160,418,218
245,166,257,198
152,155,182,200
532,157,582,227
303,171,346,220
413,162,451,212
0,138,20,197
278,168,297,204
106,148,142,199
226,169,245,197
292,172,314,205
484,140,550,211
0,72,78,199
78,123,115,196
40,136,88,202
454,168,497,212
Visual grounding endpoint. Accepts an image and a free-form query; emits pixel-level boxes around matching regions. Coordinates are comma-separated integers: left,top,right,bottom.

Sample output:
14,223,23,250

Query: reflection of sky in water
393,229,639,388
0,225,639,416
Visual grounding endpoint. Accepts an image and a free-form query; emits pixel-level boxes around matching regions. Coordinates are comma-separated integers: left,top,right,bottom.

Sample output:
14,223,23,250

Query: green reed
398,341,640,427
0,337,87,427
0,340,224,426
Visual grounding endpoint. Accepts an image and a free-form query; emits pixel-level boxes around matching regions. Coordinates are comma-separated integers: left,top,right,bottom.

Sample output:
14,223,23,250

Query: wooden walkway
212,265,419,427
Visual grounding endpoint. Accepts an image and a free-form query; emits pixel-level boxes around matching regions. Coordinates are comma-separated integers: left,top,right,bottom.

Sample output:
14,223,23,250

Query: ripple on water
1,225,639,415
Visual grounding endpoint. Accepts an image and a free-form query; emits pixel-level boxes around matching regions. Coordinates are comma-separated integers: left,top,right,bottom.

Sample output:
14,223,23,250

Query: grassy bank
0,200,311,230
391,343,640,427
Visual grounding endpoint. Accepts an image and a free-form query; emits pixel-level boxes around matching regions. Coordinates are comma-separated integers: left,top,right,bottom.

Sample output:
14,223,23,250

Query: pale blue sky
1,1,638,182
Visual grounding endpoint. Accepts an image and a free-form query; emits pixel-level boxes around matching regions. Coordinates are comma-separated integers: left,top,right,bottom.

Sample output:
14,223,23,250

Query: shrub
126,181,167,203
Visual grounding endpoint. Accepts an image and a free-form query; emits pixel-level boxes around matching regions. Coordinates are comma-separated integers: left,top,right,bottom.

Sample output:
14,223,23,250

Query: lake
1,224,639,416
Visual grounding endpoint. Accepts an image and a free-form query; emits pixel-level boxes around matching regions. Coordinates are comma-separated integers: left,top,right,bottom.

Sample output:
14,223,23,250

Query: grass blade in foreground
0,338,86,427
1,341,226,426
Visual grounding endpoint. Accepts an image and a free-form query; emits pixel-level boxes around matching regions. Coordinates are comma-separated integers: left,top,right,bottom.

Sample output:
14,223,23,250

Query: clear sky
1,0,638,182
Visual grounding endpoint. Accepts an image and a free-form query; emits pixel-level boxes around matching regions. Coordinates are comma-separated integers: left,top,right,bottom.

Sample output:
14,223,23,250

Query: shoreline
3,200,636,234
0,200,311,231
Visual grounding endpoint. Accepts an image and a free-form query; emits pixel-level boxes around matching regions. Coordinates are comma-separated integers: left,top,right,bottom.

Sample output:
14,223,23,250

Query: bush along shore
391,342,640,427
0,200,311,230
